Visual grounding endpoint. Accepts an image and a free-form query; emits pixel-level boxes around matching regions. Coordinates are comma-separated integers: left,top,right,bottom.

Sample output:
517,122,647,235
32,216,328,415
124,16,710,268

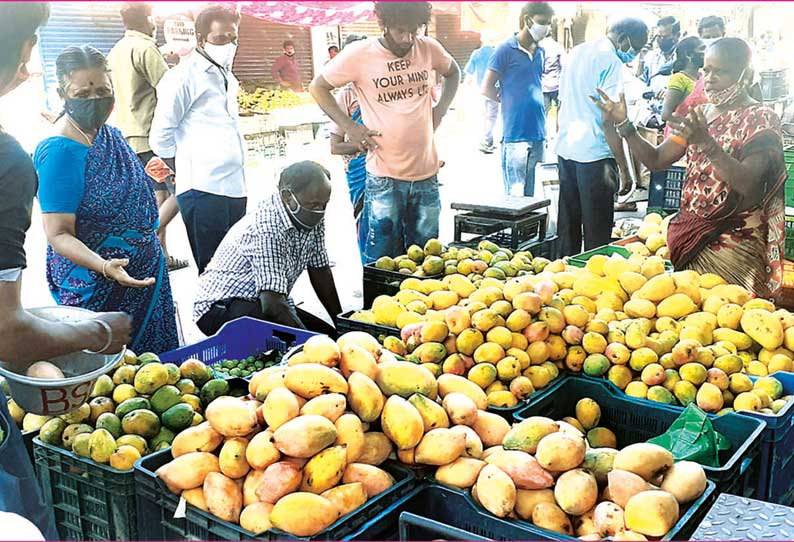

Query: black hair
711,37,752,73
283,39,295,49
657,16,680,36
55,45,108,90
328,45,339,53
374,2,432,29
195,4,240,39
120,2,151,30
0,2,49,77
519,2,554,29
343,34,366,48
278,161,331,193
609,18,649,47
672,36,703,73
698,16,725,36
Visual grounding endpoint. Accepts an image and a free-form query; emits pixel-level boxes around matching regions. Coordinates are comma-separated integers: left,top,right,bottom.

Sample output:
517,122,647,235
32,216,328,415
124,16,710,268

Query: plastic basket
347,479,715,542
134,448,417,541
398,511,489,541
648,166,686,211
786,217,794,260
33,437,137,541
362,264,441,309
159,317,316,367
513,375,766,499
740,372,794,505
335,310,399,339
22,429,36,463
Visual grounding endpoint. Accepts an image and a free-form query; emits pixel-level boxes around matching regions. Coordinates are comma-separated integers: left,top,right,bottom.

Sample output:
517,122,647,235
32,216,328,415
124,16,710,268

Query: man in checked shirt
194,161,341,335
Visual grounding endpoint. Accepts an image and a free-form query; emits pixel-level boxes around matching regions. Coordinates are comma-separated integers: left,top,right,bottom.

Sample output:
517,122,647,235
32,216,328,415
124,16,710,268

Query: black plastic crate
514,375,766,499
453,212,547,251
649,166,686,211
335,310,399,340
398,512,488,541
135,448,417,541
33,437,137,540
362,264,442,309
786,216,794,260
22,429,36,463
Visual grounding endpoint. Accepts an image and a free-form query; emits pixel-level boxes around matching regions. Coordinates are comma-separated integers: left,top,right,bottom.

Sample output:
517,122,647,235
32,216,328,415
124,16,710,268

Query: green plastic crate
568,245,674,271
786,217,794,260
33,437,137,540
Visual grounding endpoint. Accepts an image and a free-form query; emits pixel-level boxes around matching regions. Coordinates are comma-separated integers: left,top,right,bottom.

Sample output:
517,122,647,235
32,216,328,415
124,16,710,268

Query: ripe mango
375,361,437,399
471,410,510,447
300,445,347,494
273,415,337,458
321,483,367,517
300,393,346,423
205,396,259,437
342,463,395,497
535,432,585,471
438,374,488,409
608,469,652,508
660,460,707,503
532,501,574,535
484,449,553,489
554,468,598,515
613,443,673,482
239,502,273,535
269,492,339,537
284,365,348,399
357,432,393,466
625,491,679,537
475,464,516,518
219,437,250,479
245,430,280,470
334,414,365,463
656,293,697,319
408,393,449,431
635,275,675,303
741,309,784,350
157,452,220,491
381,396,424,450
435,457,486,489
347,372,385,422
339,344,379,380
415,428,466,465
255,461,301,504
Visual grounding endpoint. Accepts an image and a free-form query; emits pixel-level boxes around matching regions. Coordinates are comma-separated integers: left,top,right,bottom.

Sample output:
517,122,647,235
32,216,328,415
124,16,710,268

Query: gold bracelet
101,260,110,279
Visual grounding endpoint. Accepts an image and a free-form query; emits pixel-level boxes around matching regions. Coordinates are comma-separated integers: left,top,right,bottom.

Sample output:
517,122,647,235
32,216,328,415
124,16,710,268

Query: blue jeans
363,173,441,263
501,140,543,197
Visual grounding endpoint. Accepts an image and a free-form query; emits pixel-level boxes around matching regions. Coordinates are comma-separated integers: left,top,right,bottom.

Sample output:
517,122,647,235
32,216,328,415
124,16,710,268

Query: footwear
479,142,495,154
614,202,638,212
167,256,189,271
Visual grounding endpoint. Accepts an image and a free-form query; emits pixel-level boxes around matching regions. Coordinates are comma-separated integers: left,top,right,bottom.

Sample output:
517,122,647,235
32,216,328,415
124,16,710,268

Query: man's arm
481,69,501,103
308,266,342,323
602,119,633,195
309,75,379,152
0,279,130,369
149,73,190,164
259,290,304,329
432,59,461,130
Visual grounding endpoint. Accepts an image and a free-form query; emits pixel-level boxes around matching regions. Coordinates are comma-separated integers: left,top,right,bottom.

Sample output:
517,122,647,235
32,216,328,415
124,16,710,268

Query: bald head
708,37,751,73
607,17,649,53
278,161,332,212
703,37,753,94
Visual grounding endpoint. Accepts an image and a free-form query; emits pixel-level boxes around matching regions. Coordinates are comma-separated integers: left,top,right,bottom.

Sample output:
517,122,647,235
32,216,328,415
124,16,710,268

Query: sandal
167,256,189,271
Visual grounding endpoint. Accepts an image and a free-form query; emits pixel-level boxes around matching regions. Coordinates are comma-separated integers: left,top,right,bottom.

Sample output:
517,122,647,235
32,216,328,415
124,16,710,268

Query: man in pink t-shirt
310,1,460,262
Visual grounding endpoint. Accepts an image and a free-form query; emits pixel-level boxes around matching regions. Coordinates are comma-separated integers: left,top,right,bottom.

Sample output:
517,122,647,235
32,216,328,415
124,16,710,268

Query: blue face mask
616,45,637,64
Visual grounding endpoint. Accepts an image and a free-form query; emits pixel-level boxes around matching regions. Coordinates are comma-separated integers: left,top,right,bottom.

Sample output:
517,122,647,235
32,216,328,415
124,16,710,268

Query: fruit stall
5,223,794,541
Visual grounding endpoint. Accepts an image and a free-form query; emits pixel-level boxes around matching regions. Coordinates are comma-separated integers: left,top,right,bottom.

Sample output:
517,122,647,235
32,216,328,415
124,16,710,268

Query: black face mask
284,190,325,230
659,37,676,54
64,96,114,131
691,53,705,69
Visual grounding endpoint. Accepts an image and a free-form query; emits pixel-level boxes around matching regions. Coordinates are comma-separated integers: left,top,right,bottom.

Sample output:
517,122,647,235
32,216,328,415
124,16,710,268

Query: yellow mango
269,493,339,537
219,437,251,479
284,365,348,399
375,361,437,399
381,396,424,450
741,309,784,350
347,372,385,422
656,293,697,319
321,483,367,517
635,275,676,302
408,393,450,431
300,445,347,494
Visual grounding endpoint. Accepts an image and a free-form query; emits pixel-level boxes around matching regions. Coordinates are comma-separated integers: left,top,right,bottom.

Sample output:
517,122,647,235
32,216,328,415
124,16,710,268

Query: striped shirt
193,193,329,320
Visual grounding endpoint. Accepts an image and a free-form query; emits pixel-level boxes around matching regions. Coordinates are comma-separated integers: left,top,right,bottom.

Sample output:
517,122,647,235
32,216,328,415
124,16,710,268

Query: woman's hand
668,107,714,148
590,89,629,125
104,259,155,288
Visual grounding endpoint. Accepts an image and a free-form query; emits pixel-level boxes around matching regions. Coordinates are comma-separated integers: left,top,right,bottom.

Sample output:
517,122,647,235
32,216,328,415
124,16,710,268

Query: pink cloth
322,36,453,181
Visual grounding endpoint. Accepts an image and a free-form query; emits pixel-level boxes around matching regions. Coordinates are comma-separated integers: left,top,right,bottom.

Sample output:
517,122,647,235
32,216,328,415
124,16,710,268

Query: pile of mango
27,352,246,470
435,397,708,539
612,213,670,259
356,243,794,416
372,238,551,281
238,88,313,114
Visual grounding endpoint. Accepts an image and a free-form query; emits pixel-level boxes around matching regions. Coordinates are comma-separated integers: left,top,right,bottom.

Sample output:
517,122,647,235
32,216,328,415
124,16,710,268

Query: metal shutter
38,2,125,110
434,13,481,71
233,14,314,86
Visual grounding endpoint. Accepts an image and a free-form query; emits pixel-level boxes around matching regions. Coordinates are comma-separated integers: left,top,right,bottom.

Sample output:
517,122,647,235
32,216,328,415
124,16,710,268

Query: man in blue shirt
465,32,497,154
482,2,554,197
555,18,648,256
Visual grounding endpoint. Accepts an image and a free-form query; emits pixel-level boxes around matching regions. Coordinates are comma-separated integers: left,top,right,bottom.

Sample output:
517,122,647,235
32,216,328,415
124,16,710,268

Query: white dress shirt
149,51,246,198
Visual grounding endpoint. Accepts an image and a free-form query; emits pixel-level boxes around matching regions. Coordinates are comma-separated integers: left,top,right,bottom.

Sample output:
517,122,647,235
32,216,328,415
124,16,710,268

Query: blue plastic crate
159,317,316,368
741,372,794,505
513,375,766,499
399,512,489,541
135,448,417,541
346,479,715,541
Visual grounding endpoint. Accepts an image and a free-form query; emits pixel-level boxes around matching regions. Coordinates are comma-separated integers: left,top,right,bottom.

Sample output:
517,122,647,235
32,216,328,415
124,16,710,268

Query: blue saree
34,125,178,354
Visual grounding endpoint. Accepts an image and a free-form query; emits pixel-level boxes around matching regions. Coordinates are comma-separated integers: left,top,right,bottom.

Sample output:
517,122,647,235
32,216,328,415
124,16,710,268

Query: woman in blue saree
34,45,177,354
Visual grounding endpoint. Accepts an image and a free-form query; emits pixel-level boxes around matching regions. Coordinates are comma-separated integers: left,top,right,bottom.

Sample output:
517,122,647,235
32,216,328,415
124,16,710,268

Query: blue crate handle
739,457,752,476
398,512,489,542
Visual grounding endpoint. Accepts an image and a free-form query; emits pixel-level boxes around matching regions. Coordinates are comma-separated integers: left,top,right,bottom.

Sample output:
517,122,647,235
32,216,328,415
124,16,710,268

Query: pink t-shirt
322,36,453,181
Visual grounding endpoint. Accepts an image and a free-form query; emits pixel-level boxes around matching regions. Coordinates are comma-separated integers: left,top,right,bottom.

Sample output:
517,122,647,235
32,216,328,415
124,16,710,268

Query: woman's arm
661,88,686,123
42,213,155,288
329,133,361,156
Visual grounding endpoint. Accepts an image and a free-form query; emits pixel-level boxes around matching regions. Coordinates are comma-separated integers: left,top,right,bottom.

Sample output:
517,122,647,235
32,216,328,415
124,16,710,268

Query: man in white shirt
150,4,246,274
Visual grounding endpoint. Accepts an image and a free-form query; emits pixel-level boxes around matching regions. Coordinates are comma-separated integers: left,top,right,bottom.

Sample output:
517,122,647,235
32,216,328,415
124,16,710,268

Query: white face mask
203,42,237,69
530,22,550,42
702,37,720,48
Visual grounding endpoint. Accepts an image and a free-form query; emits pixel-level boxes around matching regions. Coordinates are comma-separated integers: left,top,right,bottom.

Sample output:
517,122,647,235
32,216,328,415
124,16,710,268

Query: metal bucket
760,70,789,101
0,306,125,416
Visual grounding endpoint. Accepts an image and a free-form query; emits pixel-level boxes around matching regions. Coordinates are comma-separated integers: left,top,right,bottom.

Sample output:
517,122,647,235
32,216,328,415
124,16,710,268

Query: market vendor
0,4,131,539
593,37,786,300
193,161,342,335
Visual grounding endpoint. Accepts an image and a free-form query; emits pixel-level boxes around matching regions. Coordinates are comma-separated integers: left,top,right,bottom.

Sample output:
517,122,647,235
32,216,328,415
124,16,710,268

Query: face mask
616,44,637,64
659,36,676,53
64,96,114,131
706,69,746,107
702,37,720,48
691,52,705,69
203,42,237,69
529,22,550,42
284,190,325,229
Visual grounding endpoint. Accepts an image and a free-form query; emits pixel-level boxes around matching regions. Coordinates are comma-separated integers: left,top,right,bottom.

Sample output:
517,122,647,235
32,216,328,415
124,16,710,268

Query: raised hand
590,89,629,125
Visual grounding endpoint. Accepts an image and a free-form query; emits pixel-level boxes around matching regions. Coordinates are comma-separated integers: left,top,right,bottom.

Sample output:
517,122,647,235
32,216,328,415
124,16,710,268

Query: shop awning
237,1,459,27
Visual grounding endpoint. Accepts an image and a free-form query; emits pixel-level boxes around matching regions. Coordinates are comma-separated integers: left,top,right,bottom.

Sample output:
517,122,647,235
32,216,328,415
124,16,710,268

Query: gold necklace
66,115,94,145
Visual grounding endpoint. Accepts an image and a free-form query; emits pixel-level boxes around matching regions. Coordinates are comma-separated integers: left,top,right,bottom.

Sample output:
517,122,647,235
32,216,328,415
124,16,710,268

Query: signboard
164,18,196,47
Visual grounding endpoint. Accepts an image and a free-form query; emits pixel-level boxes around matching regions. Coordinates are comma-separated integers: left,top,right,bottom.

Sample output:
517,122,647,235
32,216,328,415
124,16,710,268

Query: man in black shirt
0,4,131,537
